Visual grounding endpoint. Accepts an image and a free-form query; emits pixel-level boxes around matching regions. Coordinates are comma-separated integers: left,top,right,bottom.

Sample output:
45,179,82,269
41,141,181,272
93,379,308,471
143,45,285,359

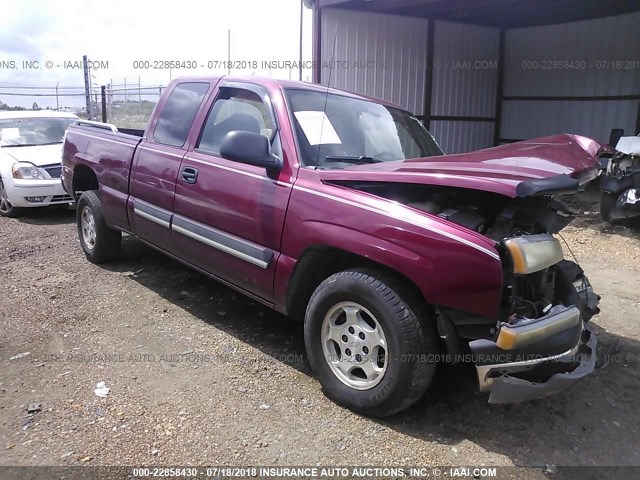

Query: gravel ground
0,191,638,478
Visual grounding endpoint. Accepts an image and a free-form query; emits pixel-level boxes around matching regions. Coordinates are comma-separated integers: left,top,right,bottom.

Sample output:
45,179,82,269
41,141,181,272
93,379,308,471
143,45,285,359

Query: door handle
181,167,198,184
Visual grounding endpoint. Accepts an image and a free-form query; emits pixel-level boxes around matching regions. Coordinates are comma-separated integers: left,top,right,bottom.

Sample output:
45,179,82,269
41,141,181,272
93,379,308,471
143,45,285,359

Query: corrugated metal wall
501,100,639,141
502,12,640,143
319,8,640,153
319,8,429,116
430,21,500,153
319,10,501,154
429,120,495,154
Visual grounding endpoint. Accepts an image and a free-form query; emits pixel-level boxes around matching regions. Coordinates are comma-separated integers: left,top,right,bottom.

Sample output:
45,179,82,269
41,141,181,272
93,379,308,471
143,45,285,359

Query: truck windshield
285,89,443,169
0,117,76,147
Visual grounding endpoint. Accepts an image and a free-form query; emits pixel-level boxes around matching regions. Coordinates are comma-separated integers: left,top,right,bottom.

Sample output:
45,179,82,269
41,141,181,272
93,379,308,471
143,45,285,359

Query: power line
0,84,85,90
0,92,87,97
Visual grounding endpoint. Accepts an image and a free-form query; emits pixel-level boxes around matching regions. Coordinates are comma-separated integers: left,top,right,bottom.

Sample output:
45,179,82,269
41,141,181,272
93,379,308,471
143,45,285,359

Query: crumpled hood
320,134,603,198
0,143,64,167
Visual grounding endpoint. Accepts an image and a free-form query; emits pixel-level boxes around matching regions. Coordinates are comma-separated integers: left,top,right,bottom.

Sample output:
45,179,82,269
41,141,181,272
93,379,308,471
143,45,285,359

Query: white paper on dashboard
294,111,342,146
0,127,20,140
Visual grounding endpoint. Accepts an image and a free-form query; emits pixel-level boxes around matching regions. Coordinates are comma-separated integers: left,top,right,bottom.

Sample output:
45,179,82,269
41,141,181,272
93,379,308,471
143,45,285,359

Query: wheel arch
285,244,431,322
72,163,99,200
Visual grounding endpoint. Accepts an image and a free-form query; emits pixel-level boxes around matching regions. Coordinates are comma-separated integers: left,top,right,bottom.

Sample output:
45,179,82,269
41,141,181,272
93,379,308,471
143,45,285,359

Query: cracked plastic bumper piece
477,326,597,404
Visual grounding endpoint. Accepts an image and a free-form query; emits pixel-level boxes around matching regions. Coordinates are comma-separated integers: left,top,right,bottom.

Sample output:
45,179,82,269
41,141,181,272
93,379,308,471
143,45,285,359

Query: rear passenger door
172,82,291,302
129,81,210,252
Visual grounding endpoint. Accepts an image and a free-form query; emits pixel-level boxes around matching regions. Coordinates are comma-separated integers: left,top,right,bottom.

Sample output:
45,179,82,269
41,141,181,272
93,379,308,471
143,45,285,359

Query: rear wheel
0,179,23,218
304,268,436,417
77,190,121,263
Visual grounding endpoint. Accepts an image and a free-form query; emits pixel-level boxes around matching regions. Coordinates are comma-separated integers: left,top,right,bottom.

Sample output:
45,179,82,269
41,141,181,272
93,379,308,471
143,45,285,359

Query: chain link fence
0,85,107,120
0,82,166,128
104,84,165,129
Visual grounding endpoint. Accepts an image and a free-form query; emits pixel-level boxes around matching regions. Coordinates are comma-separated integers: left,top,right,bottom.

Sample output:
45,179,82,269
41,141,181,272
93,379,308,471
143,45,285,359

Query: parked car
62,77,602,416
600,133,640,221
0,110,78,217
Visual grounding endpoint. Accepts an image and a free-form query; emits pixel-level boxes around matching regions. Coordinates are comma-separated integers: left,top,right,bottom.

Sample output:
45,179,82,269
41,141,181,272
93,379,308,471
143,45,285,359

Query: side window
197,88,275,156
153,82,209,147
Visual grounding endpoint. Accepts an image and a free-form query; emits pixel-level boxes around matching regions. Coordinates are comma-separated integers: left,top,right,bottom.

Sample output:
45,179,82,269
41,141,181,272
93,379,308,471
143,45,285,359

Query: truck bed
62,120,143,230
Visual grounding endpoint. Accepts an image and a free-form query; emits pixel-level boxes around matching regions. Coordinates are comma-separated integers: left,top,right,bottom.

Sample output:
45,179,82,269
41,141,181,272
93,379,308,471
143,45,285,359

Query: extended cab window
197,88,275,156
153,82,209,147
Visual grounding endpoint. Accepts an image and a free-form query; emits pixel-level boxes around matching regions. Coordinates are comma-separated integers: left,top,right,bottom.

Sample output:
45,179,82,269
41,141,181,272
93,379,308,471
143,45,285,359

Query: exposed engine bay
331,181,574,241
331,180,599,346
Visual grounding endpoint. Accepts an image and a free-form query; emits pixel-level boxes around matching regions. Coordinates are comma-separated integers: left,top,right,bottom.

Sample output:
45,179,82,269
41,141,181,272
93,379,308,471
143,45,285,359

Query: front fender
282,219,503,318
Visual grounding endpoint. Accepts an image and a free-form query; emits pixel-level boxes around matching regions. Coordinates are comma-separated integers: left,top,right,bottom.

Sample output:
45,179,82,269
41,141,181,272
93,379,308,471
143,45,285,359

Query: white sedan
0,110,79,217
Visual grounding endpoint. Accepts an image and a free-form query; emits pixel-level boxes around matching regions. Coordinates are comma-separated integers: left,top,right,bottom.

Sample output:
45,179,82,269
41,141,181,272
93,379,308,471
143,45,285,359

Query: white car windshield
0,117,76,147
285,89,443,169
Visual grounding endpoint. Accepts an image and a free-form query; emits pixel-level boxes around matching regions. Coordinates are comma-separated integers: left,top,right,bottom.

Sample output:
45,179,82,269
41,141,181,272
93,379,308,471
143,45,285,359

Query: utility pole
227,29,231,75
55,82,60,111
101,85,107,123
82,55,91,117
138,76,142,115
299,0,303,81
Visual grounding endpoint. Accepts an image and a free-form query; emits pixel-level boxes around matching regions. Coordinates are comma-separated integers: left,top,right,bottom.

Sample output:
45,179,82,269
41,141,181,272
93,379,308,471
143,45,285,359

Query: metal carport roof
317,0,640,27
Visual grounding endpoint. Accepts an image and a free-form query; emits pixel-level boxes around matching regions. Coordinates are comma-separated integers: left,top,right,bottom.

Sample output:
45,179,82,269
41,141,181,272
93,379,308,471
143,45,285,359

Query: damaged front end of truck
600,134,640,221
320,134,604,403
419,181,601,404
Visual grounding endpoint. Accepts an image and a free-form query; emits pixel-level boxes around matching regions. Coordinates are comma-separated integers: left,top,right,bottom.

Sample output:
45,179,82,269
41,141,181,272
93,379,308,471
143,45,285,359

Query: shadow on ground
563,187,640,240
14,205,75,226
97,234,640,468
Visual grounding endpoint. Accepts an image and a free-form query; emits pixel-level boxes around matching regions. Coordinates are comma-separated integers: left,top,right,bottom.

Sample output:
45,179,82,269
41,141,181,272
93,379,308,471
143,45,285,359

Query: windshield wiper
1,143,39,147
324,155,383,164
1,141,62,148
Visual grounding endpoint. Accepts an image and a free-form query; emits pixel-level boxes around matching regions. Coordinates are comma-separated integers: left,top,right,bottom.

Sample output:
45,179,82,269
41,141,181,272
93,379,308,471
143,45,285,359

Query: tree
32,102,40,110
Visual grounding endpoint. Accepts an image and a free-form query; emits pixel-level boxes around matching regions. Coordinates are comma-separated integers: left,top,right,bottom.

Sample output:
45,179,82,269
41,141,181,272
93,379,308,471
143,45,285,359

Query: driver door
172,83,290,302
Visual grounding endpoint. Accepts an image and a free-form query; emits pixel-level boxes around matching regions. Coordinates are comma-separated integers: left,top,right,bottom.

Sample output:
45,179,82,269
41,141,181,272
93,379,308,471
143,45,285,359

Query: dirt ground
0,189,639,478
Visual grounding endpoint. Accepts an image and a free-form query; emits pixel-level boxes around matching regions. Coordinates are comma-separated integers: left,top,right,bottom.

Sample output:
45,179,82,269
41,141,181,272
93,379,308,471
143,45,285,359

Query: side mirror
220,131,282,176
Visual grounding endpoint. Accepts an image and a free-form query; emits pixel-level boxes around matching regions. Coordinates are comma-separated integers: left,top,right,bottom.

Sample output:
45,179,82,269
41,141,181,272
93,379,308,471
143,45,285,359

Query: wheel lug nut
345,348,352,356
363,346,369,354
341,335,348,342
359,332,365,340
348,326,355,334
355,354,362,362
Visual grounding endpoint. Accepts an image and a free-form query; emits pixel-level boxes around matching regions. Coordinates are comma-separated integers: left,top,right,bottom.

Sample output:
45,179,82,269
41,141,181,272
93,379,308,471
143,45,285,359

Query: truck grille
44,165,63,178
52,195,73,202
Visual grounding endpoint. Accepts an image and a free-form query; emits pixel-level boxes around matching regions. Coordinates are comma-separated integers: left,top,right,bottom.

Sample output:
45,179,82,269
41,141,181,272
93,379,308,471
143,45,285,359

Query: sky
0,0,313,107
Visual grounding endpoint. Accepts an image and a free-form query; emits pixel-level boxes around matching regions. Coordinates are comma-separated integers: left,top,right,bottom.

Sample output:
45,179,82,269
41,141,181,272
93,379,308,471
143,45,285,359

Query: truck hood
0,143,64,167
320,134,603,198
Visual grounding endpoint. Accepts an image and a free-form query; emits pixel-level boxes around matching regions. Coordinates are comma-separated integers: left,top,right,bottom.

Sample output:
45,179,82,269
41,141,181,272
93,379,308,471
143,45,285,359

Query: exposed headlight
504,234,564,274
12,162,46,180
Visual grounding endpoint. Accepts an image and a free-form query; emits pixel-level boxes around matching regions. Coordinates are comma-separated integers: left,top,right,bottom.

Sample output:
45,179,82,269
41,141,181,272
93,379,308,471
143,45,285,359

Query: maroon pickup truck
62,76,602,416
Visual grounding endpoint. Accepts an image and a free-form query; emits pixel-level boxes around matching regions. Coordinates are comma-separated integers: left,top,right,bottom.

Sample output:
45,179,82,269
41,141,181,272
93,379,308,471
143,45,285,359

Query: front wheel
76,190,121,263
0,179,23,218
304,268,437,417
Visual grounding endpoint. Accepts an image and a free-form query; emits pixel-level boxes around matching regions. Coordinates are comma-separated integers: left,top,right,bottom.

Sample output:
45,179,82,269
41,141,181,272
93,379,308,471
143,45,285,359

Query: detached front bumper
469,261,599,404
474,326,596,404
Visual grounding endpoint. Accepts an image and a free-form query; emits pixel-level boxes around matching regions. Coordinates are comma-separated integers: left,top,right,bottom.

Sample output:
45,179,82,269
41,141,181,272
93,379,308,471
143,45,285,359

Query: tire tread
305,267,437,417
76,190,121,263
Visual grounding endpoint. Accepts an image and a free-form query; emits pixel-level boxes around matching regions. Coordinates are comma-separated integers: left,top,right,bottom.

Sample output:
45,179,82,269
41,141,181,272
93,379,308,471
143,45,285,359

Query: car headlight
504,234,564,274
12,162,46,180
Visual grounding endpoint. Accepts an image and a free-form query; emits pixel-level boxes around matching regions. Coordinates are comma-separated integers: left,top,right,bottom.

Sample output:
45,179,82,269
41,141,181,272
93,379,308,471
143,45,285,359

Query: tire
76,190,121,263
304,268,437,417
0,179,23,218
600,191,617,221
